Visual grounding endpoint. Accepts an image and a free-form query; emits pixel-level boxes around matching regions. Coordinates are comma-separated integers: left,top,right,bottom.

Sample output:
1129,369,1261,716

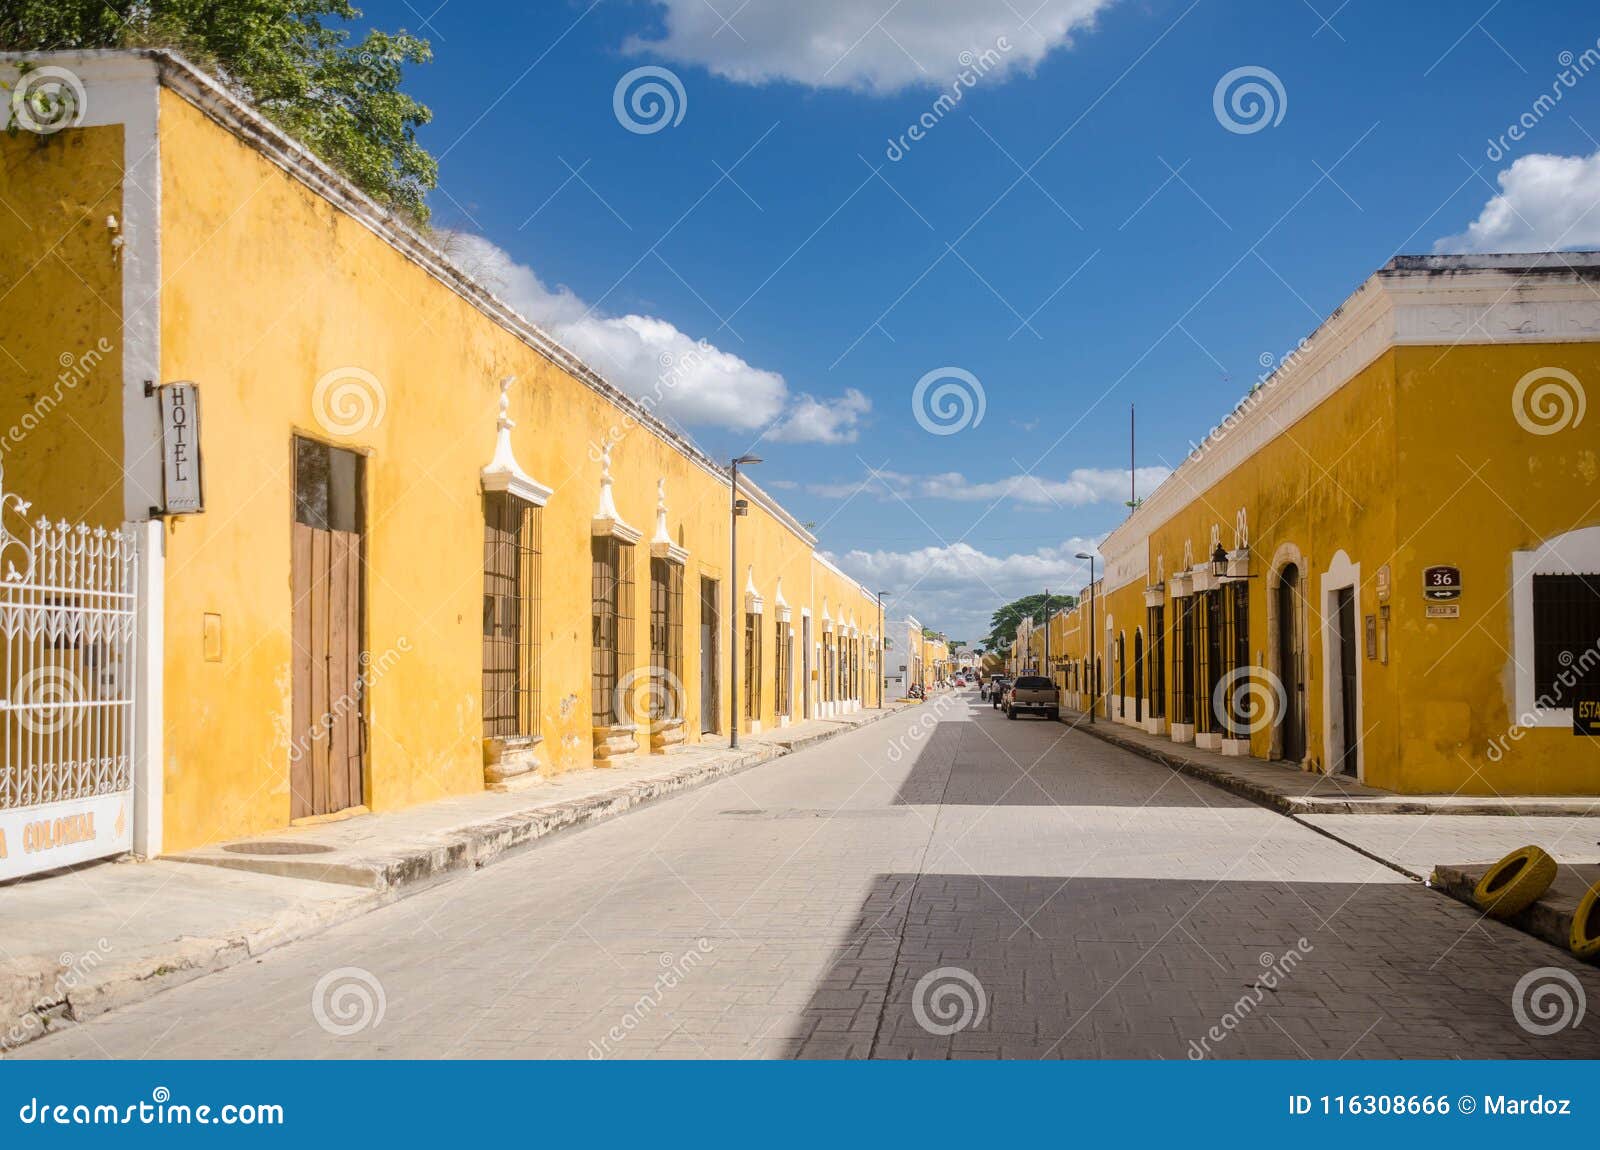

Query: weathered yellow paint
4,72,879,854
1049,335,1600,795
144,89,882,849
0,127,124,525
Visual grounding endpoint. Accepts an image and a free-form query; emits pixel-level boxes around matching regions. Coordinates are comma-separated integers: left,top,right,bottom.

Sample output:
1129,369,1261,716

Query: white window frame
1511,524,1600,728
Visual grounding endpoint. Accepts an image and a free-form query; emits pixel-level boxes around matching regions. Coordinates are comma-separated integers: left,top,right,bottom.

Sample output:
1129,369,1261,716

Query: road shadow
782,872,1600,1059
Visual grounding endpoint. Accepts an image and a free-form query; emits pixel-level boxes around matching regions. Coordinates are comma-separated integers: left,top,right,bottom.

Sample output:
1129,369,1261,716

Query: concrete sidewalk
0,704,907,1051
1058,707,1600,961
1062,709,1600,816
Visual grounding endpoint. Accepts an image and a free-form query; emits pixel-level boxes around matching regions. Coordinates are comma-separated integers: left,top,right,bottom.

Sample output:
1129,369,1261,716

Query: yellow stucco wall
1390,342,1600,793
146,88,877,851
0,127,124,526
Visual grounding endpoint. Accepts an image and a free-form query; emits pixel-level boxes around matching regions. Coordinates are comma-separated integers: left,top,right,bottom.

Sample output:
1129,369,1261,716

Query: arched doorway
1275,564,1305,762
1133,630,1144,723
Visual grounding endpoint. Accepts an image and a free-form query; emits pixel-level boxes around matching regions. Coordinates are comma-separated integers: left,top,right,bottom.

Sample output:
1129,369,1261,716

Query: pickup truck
1004,675,1060,721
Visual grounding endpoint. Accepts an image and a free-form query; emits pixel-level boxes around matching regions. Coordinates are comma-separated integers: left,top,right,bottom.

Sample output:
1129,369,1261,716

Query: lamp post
1075,552,1096,724
876,590,888,708
729,453,761,748
1043,588,1051,675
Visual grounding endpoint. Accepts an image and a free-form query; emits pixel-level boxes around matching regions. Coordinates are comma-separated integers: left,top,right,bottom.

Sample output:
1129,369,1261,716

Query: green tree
984,592,1076,653
2,0,437,221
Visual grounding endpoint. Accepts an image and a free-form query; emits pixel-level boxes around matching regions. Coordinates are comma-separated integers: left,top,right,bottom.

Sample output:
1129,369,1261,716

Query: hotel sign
0,793,132,882
156,381,204,515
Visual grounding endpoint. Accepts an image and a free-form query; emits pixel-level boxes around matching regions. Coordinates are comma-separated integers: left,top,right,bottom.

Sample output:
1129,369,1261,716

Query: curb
1430,863,1596,961
3,705,908,1052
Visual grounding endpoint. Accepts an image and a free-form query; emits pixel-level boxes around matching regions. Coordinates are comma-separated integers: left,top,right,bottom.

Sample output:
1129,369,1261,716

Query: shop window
1532,574,1600,704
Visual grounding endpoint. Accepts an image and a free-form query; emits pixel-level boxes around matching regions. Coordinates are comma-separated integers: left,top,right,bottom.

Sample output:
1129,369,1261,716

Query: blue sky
365,0,1600,641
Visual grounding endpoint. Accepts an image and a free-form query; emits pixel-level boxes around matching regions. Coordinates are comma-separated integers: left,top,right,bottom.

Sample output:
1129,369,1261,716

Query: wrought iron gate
0,480,138,881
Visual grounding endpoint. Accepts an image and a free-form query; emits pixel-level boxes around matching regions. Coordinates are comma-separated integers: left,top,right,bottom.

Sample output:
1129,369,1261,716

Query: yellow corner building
0,51,885,872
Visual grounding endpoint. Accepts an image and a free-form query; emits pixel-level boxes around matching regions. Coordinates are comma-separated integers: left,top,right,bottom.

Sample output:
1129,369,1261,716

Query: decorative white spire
480,377,551,507
744,564,764,614
591,443,641,543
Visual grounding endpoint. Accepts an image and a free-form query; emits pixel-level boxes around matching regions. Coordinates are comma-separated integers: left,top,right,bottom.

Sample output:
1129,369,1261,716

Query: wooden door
699,577,719,733
291,438,366,820
1276,566,1305,762
1335,586,1359,776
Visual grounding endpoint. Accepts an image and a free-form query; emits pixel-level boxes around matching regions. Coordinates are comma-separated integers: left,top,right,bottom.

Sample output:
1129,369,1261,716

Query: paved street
21,693,1600,1060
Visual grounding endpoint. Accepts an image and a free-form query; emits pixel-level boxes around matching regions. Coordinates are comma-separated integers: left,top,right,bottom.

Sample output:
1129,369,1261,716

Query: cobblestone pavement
20,693,1600,1059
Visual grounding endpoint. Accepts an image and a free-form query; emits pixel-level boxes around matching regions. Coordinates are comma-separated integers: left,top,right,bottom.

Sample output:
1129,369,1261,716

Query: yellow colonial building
0,50,883,873
1049,252,1600,795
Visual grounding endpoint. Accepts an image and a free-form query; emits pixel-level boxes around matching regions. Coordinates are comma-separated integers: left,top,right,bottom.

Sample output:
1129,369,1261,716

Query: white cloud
626,0,1114,94
440,232,860,441
806,466,1170,506
825,538,1097,639
766,389,871,444
1436,150,1600,252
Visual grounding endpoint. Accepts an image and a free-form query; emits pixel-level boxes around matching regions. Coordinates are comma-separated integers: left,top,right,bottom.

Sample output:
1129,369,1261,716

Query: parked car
1005,675,1059,721
985,675,1011,706
953,676,966,687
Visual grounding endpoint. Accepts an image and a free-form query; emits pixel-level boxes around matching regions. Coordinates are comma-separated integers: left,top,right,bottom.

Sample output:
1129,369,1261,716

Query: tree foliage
984,592,1077,653
2,0,437,221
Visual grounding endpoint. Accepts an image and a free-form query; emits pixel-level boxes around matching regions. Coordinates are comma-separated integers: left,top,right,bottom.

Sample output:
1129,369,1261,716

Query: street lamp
876,590,889,708
1042,587,1051,676
729,453,761,749
1211,542,1228,580
1076,552,1096,724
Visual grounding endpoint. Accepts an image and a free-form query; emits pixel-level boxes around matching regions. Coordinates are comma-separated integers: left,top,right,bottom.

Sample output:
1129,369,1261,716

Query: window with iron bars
774,619,792,717
482,494,541,739
1147,604,1166,719
1174,596,1195,726
743,611,763,725
649,558,684,723
1533,573,1600,704
591,537,635,726
1196,589,1223,734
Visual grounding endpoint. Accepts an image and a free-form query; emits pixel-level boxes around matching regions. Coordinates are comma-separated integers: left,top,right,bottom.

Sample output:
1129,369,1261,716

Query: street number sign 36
1423,565,1461,601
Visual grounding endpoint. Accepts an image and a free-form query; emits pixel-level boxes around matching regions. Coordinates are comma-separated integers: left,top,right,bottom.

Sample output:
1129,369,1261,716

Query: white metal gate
0,477,138,881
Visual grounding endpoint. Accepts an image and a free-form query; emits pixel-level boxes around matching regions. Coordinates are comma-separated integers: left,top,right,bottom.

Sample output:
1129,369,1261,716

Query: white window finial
480,375,552,507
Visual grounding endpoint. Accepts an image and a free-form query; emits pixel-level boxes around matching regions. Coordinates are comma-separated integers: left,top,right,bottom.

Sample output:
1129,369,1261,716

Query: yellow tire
1472,846,1557,919
1570,882,1600,960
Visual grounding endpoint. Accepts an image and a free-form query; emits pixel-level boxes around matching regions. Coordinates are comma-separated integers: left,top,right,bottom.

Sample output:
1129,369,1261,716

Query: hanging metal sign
156,381,204,515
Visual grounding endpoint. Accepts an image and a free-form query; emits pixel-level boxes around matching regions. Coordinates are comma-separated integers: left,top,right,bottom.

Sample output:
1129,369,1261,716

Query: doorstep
1060,709,1600,817
0,705,906,1052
